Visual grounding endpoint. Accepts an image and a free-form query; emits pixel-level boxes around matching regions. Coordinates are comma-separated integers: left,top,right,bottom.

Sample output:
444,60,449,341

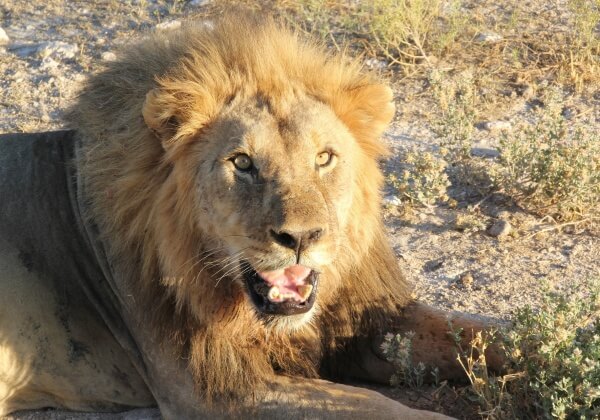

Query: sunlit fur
69,15,411,402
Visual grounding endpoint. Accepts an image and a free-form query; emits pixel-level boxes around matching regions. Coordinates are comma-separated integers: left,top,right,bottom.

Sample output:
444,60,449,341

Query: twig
523,218,592,239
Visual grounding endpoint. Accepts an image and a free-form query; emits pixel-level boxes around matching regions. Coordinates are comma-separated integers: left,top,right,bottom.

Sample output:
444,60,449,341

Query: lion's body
0,17,501,419
0,132,153,415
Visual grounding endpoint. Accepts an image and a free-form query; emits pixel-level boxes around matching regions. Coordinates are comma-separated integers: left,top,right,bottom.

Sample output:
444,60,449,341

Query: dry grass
262,0,600,91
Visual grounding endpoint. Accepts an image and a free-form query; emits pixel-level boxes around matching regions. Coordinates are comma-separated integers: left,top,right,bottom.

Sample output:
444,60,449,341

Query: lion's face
187,94,357,321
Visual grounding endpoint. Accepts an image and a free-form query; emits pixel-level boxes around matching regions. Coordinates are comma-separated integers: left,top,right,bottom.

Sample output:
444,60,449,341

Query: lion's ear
143,88,218,150
335,84,395,158
142,88,182,147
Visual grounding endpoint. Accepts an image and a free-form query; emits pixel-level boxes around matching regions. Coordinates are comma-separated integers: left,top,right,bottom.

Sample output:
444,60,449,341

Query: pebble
39,41,78,60
475,31,503,43
9,43,40,57
365,58,388,70
457,272,474,288
520,85,534,100
383,195,402,206
423,258,444,273
0,27,9,45
156,20,182,31
471,147,499,158
101,51,117,61
481,120,512,132
40,56,59,71
487,220,512,238
562,106,577,120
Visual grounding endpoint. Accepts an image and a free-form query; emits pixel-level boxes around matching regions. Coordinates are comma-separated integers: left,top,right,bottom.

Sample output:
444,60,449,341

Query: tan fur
68,16,413,402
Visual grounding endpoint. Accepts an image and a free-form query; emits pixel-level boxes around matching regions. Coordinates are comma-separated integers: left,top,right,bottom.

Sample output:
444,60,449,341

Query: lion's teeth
267,286,280,302
298,284,313,300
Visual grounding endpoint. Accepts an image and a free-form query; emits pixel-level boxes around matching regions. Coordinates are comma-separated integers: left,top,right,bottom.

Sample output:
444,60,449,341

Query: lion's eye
232,154,253,171
316,151,332,167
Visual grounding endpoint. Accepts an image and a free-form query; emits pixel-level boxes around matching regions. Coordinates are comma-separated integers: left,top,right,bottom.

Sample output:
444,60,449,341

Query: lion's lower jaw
264,304,319,333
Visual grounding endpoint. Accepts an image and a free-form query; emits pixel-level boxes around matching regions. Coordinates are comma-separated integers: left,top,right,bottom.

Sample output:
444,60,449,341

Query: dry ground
1,1,599,419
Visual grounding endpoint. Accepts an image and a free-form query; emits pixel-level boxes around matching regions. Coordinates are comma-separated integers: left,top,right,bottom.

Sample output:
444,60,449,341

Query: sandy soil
1,1,598,419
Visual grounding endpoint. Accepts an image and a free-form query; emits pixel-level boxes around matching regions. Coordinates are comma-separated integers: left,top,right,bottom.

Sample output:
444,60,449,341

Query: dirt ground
1,1,599,419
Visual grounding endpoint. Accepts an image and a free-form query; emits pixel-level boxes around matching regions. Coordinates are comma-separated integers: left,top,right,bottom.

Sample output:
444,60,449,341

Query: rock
40,56,59,71
487,219,511,238
475,31,503,43
39,41,78,60
190,0,209,5
519,85,534,100
562,106,577,120
365,58,388,70
0,27,9,45
383,195,402,206
156,20,182,31
8,43,41,57
471,147,499,158
101,51,117,61
457,272,474,288
423,258,444,273
481,120,512,132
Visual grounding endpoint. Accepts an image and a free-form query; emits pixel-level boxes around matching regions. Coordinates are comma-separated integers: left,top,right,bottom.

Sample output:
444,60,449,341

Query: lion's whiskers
169,246,228,284
212,250,249,288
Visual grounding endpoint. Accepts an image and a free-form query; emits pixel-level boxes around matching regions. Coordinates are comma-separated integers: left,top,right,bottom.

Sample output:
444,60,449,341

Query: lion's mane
68,16,410,400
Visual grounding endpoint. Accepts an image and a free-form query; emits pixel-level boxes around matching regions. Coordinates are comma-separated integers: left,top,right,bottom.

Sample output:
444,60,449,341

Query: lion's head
168,94,358,318
71,16,409,397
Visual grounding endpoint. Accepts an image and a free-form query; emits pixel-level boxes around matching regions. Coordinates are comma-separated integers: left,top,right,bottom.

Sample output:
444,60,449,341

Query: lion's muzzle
241,262,319,316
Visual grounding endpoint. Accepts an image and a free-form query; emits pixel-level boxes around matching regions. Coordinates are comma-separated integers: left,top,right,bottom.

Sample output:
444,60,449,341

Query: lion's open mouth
241,261,318,316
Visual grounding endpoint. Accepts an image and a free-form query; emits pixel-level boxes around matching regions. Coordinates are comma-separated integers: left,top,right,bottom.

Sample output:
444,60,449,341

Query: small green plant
430,70,477,162
493,88,600,222
388,149,450,207
455,279,600,419
453,210,489,233
381,331,439,388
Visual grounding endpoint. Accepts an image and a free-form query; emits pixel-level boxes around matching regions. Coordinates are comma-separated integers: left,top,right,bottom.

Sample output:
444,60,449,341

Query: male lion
0,17,500,419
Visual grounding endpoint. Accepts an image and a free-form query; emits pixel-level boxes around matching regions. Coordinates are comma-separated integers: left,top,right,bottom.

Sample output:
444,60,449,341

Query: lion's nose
269,228,324,252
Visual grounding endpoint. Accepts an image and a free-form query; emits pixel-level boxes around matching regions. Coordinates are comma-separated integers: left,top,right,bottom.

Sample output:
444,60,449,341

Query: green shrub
455,279,600,419
493,88,600,222
430,70,477,162
388,149,450,207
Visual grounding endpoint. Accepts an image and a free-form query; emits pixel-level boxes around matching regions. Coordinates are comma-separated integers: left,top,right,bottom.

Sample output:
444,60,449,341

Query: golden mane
68,15,410,400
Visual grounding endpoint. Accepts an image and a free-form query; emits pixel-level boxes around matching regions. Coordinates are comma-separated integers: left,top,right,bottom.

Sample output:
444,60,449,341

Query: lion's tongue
257,265,313,303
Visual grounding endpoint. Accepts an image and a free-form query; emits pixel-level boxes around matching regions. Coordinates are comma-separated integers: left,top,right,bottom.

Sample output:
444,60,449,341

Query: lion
0,16,502,419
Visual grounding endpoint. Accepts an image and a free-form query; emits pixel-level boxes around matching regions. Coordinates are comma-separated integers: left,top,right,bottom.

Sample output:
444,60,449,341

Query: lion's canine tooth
267,286,280,302
298,284,313,300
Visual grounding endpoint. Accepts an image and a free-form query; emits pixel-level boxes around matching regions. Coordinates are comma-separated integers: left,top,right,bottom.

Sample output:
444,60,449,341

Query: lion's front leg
345,301,505,385
138,339,452,419
253,376,452,419
120,300,453,420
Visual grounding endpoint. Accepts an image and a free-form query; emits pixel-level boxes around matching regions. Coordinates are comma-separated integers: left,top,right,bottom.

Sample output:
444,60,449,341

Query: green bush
388,149,450,207
455,279,600,419
493,88,600,222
